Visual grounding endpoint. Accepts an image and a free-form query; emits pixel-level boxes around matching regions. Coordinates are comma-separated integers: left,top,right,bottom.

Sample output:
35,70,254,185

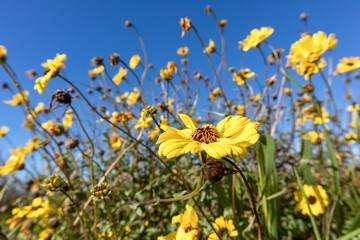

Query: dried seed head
202,157,226,184
65,137,79,149
109,53,120,66
91,56,104,66
26,69,37,79
125,20,132,27
205,5,212,14
300,12,308,21
50,89,72,108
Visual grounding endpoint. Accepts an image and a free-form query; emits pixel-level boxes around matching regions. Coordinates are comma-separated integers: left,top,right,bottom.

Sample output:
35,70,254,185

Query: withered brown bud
26,69,37,79
1,82,9,89
65,137,79,149
91,56,104,66
109,53,120,66
147,63,153,69
155,77,161,84
98,149,105,156
87,88,93,94
202,157,225,183
99,105,106,112
95,86,102,92
303,83,314,93
125,20,132,28
47,217,59,228
205,5,212,14
50,89,72,109
300,12,308,21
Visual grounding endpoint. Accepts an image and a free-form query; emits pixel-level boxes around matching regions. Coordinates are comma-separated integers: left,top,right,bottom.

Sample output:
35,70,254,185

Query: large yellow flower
334,57,360,75
208,216,238,240
239,27,274,51
294,184,329,216
157,114,260,159
287,31,337,79
113,67,127,85
0,146,29,176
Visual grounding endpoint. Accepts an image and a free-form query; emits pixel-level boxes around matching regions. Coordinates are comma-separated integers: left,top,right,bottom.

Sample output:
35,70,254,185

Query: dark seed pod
202,157,226,184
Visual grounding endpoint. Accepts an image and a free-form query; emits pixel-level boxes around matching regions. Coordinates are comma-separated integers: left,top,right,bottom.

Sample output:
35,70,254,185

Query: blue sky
1,1,360,162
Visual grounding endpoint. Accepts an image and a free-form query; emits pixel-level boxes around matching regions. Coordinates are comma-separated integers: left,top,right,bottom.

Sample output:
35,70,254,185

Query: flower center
191,125,221,144
308,195,317,204
346,62,354,66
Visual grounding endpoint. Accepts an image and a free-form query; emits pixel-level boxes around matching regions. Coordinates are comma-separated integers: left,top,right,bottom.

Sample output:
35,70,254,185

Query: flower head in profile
334,57,360,75
345,132,357,142
62,110,73,128
129,54,141,69
180,17,192,38
294,184,329,216
204,39,216,54
88,65,104,79
0,45,7,63
158,204,200,240
232,68,255,86
208,216,238,240
112,67,127,85
0,146,29,176
0,126,9,137
34,54,67,94
157,114,260,159
4,91,29,106
127,87,140,105
306,131,323,144
239,27,274,51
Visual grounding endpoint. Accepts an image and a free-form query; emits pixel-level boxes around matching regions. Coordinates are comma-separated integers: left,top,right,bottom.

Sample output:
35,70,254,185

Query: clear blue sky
1,1,360,161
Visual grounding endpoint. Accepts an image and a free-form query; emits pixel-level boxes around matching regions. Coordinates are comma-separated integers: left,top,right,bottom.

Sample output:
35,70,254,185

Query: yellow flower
287,31,336,79
334,57,360,75
0,146,29,176
116,92,129,102
129,54,141,69
207,216,239,240
232,68,255,86
34,54,67,94
158,204,200,240
134,117,152,129
347,104,360,112
113,67,127,85
294,184,329,216
62,110,73,128
88,65,104,78
239,27,274,51
177,46,189,56
180,17,192,38
157,114,260,159
0,45,7,63
235,104,245,115
109,132,123,148
345,132,357,142
160,68,174,81
110,111,134,124
251,93,261,102
42,120,64,136
127,87,140,105
0,126,9,137
306,131,323,144
38,227,53,240
204,39,216,54
284,87,292,96
4,91,29,106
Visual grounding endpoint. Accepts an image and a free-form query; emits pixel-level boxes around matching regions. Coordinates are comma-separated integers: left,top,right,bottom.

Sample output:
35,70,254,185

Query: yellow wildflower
109,132,123,148
0,45,7,63
0,146,29,176
347,104,360,112
345,132,357,142
209,87,222,101
177,46,189,56
149,116,168,140
34,54,67,94
204,39,216,54
134,117,152,129
239,27,274,51
129,54,141,69
306,131,323,144
294,184,329,216
208,216,239,240
88,65,104,79
42,120,64,136
232,68,255,86
116,92,129,102
4,91,29,106
334,57,360,75
235,104,245,115
127,87,140,105
113,67,127,85
180,17,192,38
160,68,174,81
284,87,292,96
38,228,53,240
251,93,261,103
62,110,73,128
0,126,9,137
157,114,260,159
110,111,134,124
